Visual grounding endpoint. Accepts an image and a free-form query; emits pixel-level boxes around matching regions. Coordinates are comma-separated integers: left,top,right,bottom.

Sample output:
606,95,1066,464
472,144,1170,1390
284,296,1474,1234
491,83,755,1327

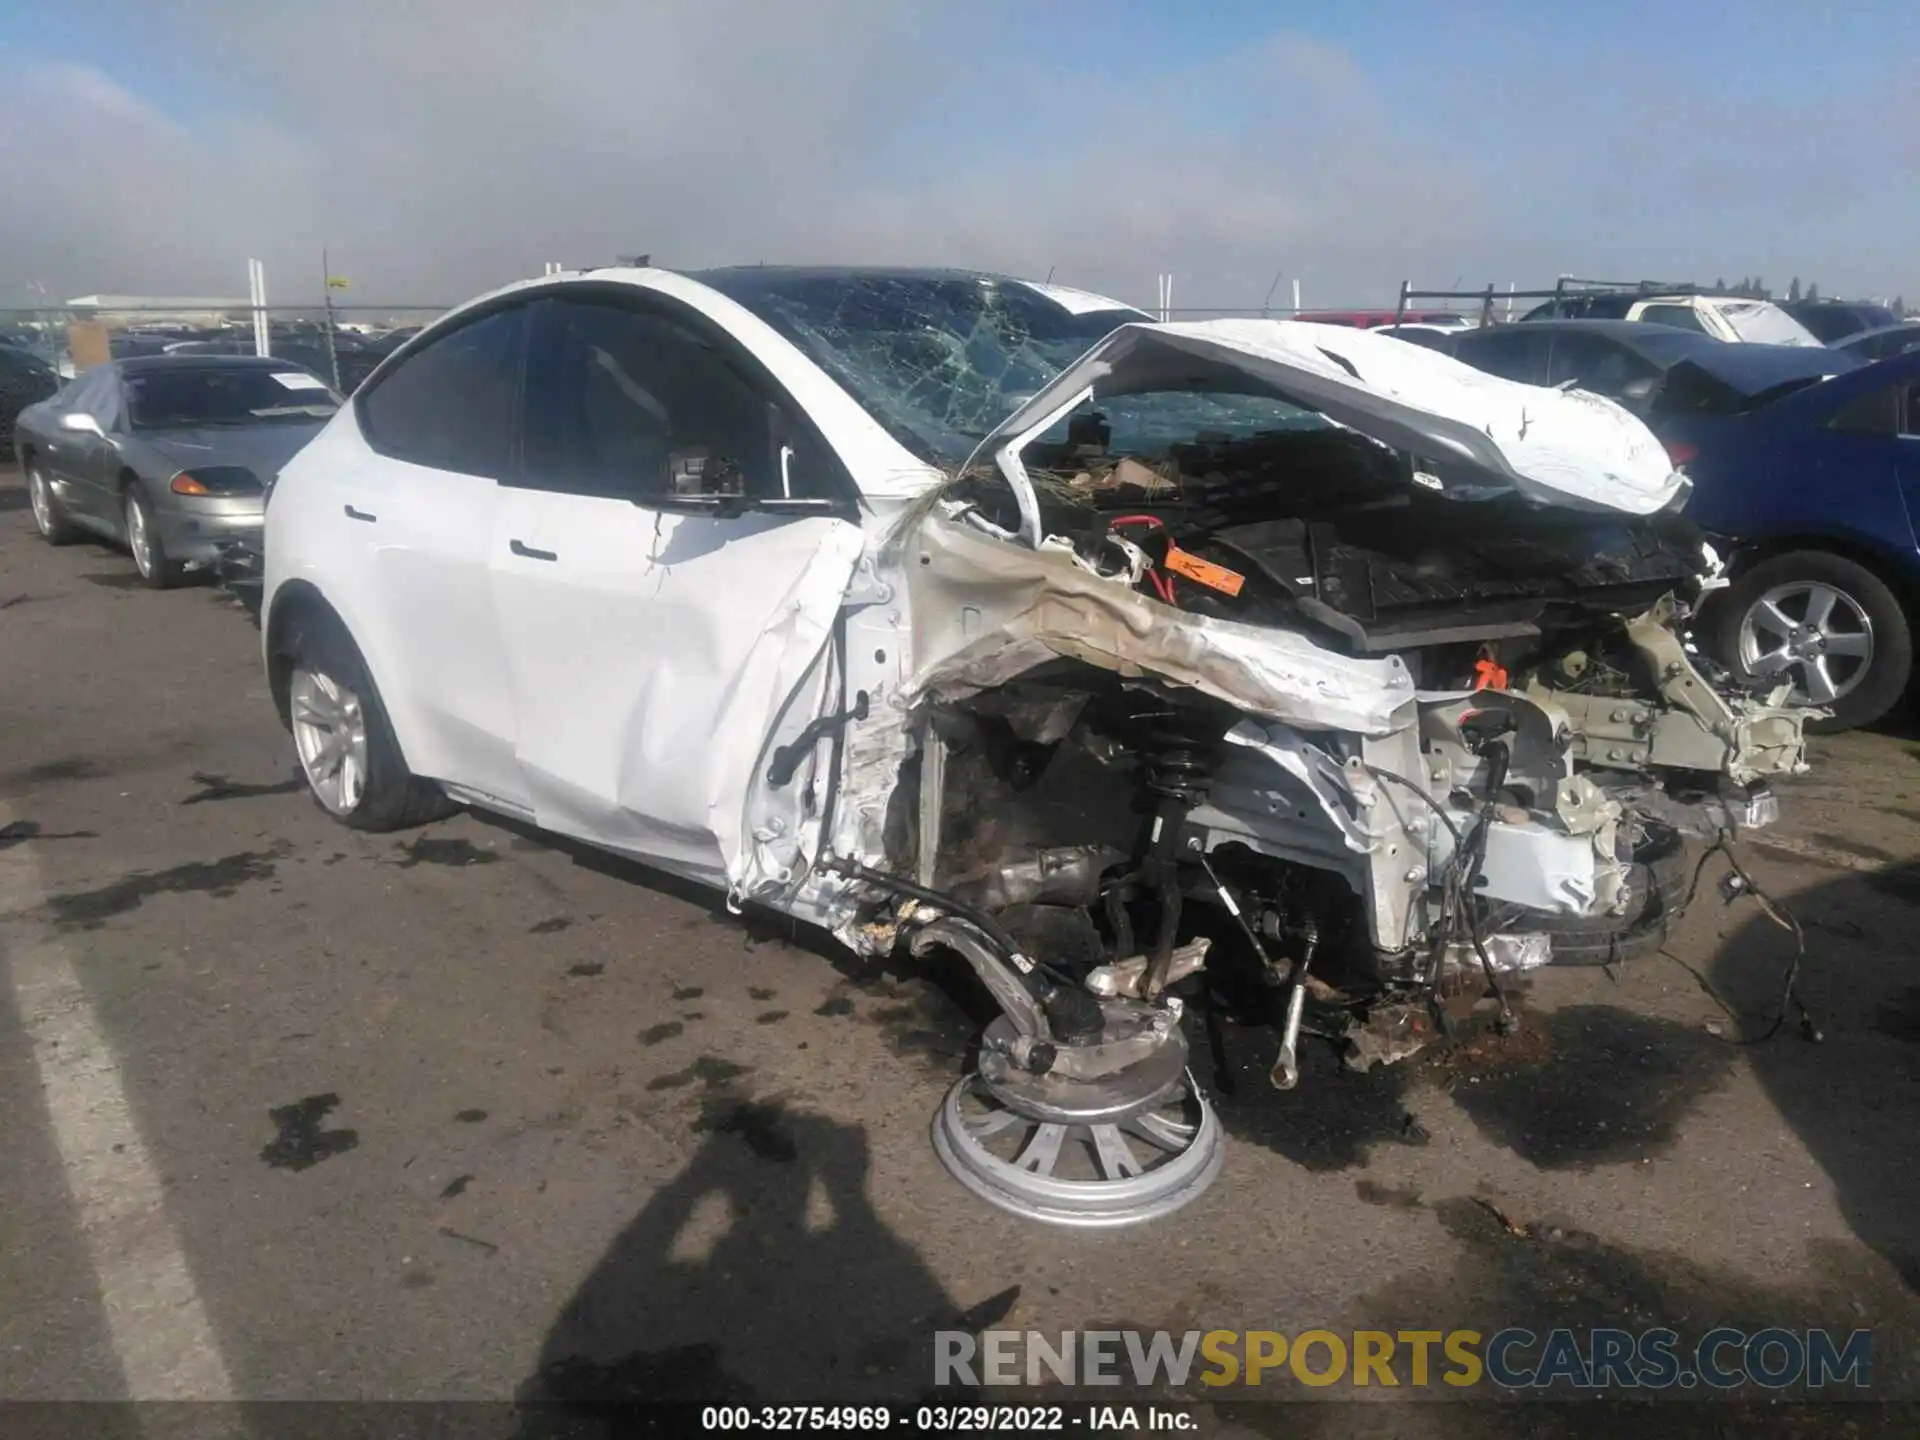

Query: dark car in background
1447,319,1729,415
1658,347,1919,730
1781,299,1901,345
1,343,61,457
1837,322,1920,363
14,356,339,589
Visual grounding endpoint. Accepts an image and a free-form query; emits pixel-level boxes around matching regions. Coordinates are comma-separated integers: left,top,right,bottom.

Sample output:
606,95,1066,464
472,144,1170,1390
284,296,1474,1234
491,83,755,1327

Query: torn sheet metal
1441,931,1552,978
1223,719,1376,852
968,321,1688,528
898,512,1418,738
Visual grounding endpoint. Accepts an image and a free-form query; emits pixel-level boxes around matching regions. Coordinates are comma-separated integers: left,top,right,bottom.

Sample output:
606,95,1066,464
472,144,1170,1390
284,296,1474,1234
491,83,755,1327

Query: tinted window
1828,385,1901,436
522,297,837,502
1636,304,1710,334
358,306,527,478
1452,328,1552,383
126,367,339,429
1547,333,1658,397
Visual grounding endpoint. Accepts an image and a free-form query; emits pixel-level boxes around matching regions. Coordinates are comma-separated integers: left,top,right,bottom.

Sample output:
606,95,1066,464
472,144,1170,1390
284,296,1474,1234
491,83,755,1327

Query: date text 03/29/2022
700,1406,1193,1432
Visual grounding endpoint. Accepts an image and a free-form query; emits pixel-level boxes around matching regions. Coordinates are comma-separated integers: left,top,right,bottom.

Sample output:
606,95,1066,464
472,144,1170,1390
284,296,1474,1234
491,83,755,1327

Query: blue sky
0,1,1912,309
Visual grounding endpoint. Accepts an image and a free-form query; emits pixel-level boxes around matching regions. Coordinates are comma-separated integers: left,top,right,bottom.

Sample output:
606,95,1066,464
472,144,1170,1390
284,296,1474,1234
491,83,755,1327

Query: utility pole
320,249,342,391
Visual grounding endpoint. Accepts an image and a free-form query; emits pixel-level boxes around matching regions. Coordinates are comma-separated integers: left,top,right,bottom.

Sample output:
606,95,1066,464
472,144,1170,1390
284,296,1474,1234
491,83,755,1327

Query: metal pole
321,249,341,391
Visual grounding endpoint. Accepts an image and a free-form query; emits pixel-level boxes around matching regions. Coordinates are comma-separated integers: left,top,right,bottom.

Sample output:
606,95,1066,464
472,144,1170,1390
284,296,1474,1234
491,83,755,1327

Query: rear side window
1452,328,1552,384
1829,385,1902,436
1636,304,1709,334
357,306,527,478
1547,333,1658,397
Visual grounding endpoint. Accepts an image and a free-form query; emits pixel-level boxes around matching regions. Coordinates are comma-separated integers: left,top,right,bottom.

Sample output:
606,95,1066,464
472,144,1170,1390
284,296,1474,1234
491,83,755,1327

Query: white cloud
1,5,1911,311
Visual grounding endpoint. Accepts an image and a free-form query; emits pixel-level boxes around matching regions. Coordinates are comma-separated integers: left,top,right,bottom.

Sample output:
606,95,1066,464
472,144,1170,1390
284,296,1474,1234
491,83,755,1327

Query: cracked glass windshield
696,269,1325,467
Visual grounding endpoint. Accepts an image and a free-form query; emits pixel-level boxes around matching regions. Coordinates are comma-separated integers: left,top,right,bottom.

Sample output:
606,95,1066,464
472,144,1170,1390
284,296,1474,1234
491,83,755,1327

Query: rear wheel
1708,550,1911,733
26,461,79,545
280,609,456,831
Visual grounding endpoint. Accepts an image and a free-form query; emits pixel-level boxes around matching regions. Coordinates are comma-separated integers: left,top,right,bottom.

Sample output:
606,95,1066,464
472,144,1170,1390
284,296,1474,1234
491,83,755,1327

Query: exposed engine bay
797,320,1813,1226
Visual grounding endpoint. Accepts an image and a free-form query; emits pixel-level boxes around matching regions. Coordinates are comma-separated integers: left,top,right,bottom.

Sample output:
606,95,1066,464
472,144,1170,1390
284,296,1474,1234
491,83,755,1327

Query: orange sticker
1163,544,1245,597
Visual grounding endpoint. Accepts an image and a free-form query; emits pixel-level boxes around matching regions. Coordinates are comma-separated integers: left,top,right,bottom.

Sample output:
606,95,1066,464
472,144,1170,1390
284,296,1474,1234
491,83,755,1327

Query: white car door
343,302,534,814
492,292,863,892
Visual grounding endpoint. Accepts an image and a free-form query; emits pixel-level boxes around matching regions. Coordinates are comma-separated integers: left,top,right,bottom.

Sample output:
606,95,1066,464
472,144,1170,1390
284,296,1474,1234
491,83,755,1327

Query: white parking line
0,804,234,1400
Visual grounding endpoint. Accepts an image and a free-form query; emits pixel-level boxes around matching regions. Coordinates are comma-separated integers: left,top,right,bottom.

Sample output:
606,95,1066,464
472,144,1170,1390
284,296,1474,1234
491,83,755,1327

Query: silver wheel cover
125,494,154,578
28,467,53,535
933,1070,1223,1228
290,665,370,815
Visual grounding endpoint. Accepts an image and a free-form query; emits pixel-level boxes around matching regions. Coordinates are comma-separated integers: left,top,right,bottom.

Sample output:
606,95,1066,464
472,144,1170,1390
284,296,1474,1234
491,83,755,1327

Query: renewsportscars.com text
935,1327,1873,1391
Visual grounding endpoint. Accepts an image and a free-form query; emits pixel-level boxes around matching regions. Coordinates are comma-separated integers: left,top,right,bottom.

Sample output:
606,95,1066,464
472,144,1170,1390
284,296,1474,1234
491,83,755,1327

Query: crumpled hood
140,422,327,481
972,320,1689,517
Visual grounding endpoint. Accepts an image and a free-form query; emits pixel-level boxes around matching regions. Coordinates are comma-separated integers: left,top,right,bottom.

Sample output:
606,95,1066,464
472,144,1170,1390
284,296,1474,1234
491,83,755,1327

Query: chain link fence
0,304,451,393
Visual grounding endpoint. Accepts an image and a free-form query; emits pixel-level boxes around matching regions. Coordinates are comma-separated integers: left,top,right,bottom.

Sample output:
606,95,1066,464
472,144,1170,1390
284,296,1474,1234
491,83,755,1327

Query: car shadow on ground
514,1098,1012,1428
1707,856,1920,1297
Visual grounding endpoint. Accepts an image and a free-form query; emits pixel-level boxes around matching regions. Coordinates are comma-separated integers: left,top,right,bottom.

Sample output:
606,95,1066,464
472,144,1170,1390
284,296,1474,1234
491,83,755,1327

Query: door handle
343,504,378,523
510,539,558,562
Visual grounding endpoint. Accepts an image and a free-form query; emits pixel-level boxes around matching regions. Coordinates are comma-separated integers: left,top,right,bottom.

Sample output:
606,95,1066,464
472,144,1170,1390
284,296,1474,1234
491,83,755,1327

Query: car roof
1458,318,1723,353
1667,340,1861,394
1841,320,1920,345
112,354,319,376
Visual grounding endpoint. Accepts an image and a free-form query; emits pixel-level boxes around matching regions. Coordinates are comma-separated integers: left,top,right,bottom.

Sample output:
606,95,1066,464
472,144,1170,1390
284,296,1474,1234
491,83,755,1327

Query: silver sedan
14,355,338,588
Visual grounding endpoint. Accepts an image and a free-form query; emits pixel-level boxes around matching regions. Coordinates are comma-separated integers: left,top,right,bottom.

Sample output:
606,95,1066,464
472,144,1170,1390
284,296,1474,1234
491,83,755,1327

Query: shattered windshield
696,269,1324,465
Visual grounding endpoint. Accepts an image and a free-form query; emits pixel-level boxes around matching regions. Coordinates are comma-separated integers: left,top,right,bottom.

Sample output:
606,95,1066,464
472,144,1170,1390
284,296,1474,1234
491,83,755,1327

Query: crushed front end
799,321,1814,1225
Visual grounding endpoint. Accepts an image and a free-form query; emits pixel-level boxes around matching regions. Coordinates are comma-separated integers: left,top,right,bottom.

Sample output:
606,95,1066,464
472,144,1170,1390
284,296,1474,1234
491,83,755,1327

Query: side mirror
59,412,104,437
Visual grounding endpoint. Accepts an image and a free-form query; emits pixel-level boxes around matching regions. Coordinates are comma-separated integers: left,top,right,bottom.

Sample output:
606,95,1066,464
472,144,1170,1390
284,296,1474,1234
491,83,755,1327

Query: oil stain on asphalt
260,1093,360,1171
393,836,502,868
645,1055,753,1092
1430,1005,1734,1169
179,771,304,805
44,845,288,929
3,756,106,788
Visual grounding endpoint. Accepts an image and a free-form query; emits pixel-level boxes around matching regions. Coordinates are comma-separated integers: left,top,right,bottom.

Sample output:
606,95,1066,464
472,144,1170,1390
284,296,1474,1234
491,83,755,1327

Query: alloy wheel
289,665,370,815
1737,580,1874,707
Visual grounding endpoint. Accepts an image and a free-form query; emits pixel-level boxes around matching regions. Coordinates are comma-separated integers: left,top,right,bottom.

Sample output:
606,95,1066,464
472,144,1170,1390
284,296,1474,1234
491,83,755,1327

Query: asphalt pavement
4,463,1920,1433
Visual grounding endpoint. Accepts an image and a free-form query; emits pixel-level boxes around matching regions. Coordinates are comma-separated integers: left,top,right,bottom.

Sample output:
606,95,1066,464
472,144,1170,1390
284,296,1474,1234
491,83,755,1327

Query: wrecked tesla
260,266,1812,1227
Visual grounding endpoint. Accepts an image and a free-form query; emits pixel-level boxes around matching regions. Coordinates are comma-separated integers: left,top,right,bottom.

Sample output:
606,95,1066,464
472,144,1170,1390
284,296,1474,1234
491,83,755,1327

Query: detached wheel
1708,551,1911,733
281,610,456,831
123,486,184,590
26,461,79,545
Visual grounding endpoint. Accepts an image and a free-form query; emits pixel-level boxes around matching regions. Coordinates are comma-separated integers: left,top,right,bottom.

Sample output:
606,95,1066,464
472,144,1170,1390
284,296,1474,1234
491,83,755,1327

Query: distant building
65,295,251,326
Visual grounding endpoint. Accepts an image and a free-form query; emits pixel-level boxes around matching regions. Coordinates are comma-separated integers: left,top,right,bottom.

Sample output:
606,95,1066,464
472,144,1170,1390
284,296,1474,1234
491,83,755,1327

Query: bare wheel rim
125,494,154,578
290,665,370,815
28,467,53,534
1737,580,1874,707
932,1070,1223,1228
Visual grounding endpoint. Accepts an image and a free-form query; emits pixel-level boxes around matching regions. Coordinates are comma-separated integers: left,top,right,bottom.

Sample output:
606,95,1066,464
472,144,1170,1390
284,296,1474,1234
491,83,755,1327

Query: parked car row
14,355,340,588
1421,317,1920,730
10,265,1822,1224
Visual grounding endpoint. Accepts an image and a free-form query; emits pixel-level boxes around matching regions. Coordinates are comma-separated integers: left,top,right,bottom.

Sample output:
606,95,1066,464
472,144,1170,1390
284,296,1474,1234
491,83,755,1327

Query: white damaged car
261,267,1811,1226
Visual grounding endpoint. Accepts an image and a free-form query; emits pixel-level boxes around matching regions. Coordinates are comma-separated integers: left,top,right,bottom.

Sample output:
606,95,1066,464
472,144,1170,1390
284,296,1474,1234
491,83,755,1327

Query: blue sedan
1666,347,1920,730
